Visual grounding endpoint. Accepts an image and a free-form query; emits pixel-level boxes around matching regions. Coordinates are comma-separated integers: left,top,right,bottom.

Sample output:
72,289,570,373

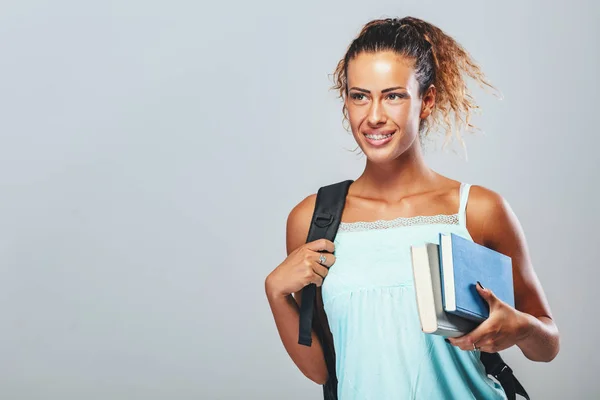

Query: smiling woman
265,16,559,400
332,17,497,160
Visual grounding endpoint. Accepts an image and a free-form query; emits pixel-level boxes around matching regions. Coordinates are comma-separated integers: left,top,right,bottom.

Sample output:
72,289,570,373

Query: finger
305,238,335,254
476,335,510,353
448,328,492,351
313,252,336,268
476,281,498,308
310,272,324,287
474,338,497,353
472,332,498,351
448,321,496,351
312,262,329,279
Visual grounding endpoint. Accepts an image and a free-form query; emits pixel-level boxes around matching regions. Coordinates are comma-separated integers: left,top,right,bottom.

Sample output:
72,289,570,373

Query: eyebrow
349,86,406,94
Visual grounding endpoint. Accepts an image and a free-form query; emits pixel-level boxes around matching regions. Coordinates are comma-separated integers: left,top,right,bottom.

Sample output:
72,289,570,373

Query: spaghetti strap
458,183,472,226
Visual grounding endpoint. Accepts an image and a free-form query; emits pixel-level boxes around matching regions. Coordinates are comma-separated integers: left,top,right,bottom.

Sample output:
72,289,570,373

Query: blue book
438,233,515,322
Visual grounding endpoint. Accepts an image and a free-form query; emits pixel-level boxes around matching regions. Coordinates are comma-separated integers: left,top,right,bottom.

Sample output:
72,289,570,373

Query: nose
367,101,387,126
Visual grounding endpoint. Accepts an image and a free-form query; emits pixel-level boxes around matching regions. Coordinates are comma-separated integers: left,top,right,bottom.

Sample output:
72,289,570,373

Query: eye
387,93,408,101
350,93,367,101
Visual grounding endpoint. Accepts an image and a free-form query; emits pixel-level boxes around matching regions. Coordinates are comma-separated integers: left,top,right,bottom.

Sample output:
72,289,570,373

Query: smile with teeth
365,133,394,140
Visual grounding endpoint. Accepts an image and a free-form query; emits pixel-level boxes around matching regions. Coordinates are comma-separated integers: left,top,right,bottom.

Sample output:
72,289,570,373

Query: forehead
346,51,417,89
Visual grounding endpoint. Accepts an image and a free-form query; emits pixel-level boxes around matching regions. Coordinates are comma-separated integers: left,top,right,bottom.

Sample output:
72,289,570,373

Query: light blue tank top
322,183,507,400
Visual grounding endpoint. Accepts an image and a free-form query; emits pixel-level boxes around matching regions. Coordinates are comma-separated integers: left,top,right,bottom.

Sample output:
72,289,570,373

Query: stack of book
410,233,515,337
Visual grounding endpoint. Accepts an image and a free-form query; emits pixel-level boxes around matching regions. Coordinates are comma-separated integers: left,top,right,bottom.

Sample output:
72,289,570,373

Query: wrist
265,274,288,300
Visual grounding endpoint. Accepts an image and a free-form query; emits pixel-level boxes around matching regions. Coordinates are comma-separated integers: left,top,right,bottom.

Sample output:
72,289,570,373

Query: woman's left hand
447,283,534,353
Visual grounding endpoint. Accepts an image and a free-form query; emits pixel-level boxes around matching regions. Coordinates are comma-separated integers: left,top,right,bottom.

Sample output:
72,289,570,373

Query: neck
352,141,439,202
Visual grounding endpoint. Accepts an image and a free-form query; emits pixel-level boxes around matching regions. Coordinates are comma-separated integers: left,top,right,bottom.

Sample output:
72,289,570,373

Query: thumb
476,281,497,306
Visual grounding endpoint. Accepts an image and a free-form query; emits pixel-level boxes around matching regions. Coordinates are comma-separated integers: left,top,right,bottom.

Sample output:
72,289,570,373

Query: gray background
0,0,597,399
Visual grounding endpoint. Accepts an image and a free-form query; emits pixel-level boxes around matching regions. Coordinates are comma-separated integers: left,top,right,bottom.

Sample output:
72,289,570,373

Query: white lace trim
338,213,460,232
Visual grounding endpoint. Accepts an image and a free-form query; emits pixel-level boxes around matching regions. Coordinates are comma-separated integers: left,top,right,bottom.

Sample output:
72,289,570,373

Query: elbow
535,344,560,363
544,324,561,362
524,327,561,363
528,345,559,363
302,365,329,385
308,371,329,386
524,348,558,363
544,334,561,363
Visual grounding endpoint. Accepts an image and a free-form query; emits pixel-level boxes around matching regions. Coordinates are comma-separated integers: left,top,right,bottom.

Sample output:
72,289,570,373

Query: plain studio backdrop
0,0,597,399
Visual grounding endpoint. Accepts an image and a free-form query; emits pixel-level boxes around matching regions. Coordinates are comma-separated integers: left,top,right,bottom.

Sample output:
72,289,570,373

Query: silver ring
318,254,327,265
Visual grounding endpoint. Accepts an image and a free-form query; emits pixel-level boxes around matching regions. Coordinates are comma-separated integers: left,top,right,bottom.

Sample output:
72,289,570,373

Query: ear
420,85,436,119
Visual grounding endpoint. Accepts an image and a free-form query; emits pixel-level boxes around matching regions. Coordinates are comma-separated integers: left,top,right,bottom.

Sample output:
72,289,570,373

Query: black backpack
298,180,530,400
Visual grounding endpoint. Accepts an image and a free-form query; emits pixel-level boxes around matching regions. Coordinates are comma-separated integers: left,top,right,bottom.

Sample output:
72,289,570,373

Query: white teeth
365,133,393,140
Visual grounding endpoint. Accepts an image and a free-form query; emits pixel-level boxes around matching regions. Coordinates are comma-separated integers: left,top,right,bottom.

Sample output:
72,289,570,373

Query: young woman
265,16,560,399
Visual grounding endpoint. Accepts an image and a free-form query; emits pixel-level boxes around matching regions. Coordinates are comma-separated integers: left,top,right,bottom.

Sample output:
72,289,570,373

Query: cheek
392,102,422,130
394,101,418,119
388,107,408,125
346,106,366,129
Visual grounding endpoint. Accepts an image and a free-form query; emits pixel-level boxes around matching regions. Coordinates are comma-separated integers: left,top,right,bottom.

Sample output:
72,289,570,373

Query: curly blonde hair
332,16,501,154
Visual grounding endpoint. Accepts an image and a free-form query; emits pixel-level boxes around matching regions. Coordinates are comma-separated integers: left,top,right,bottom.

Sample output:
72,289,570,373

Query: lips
362,130,396,147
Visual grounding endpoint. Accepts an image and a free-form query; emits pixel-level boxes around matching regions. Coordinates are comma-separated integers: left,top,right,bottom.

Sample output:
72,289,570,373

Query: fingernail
477,281,485,290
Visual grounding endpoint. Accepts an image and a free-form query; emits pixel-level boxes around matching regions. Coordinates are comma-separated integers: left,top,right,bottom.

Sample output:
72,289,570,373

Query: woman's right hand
265,239,336,298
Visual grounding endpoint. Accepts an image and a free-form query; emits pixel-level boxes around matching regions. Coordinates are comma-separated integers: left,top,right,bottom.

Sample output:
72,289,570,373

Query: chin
356,136,406,163
361,147,401,164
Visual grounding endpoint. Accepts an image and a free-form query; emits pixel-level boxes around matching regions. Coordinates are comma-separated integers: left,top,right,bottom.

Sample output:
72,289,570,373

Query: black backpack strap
298,179,353,347
480,352,530,400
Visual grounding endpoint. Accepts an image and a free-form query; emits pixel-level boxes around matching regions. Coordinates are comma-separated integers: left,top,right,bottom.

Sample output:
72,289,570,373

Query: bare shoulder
467,184,507,213
465,184,518,248
286,193,317,255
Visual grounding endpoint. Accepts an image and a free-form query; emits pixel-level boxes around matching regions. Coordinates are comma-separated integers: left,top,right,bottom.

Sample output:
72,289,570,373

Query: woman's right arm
264,194,335,385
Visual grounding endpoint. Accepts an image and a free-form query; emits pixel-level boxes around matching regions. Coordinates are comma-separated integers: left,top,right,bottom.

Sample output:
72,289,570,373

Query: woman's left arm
448,186,560,362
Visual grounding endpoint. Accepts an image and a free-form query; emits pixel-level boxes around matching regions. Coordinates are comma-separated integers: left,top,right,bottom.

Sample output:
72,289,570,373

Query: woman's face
345,51,434,163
